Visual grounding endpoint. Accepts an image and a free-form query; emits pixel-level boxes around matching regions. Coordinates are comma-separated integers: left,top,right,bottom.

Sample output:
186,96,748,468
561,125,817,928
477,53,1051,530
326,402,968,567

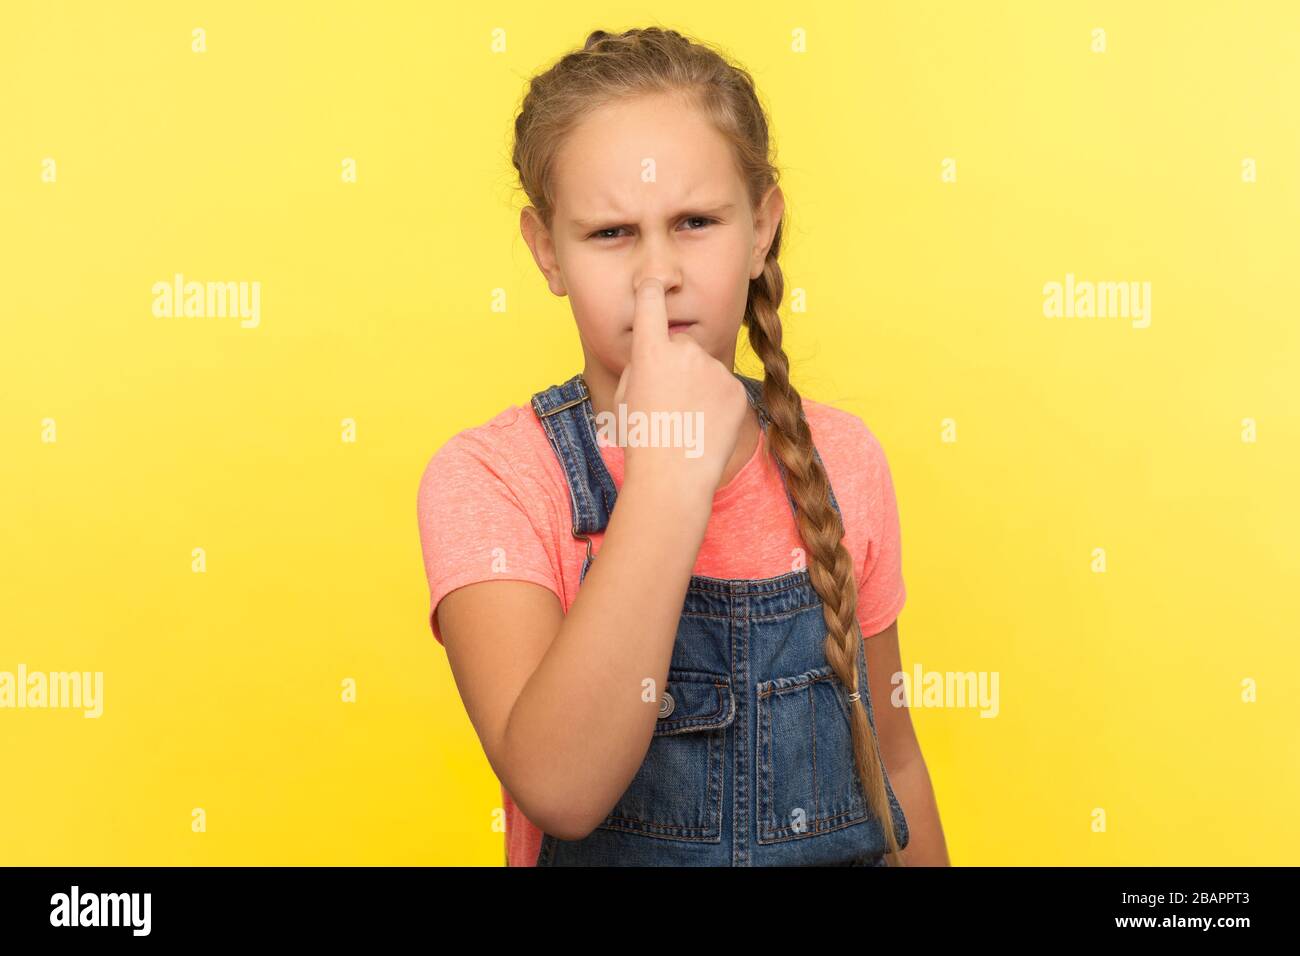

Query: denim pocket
756,664,870,843
597,669,735,842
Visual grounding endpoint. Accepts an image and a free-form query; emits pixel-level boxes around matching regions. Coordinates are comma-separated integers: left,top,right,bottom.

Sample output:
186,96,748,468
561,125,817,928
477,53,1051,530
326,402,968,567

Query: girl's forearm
502,473,713,840
890,758,951,866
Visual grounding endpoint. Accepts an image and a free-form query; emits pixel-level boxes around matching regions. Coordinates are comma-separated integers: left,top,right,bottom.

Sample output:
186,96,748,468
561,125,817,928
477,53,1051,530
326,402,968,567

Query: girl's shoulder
799,394,891,461
423,398,548,463
417,399,562,504
797,394,898,501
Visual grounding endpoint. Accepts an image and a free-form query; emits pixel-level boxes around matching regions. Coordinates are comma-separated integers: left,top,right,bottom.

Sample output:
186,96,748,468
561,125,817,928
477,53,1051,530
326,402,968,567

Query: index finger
630,278,668,362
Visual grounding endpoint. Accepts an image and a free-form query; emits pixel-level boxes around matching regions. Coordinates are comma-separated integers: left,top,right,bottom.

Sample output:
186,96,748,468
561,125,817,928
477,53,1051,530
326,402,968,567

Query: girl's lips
625,321,697,332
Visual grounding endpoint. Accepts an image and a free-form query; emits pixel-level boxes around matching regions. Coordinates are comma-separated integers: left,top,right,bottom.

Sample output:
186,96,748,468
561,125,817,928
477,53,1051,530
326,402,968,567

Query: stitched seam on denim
810,681,820,828
762,808,870,841
564,412,603,533
655,682,730,732
602,686,730,839
684,572,812,592
758,674,772,837
601,729,725,839
708,714,721,838
754,693,867,840
537,408,586,537
755,667,870,842
547,386,587,526
552,412,586,531
679,605,821,623
573,388,619,520
757,668,838,699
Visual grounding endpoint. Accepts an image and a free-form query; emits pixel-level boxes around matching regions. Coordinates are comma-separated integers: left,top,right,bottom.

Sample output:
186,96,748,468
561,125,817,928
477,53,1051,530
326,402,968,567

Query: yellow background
2,1,1296,865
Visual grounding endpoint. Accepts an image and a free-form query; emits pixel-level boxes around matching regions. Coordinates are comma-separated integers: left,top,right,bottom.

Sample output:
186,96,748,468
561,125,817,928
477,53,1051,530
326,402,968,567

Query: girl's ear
520,206,569,296
749,185,786,279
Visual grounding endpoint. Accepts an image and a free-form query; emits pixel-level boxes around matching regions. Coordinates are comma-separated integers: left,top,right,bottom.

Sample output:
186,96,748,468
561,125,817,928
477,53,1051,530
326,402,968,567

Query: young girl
418,27,948,867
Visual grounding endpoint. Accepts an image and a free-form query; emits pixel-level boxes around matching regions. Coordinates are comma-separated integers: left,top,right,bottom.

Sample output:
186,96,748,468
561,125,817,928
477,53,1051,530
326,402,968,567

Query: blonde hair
511,26,905,866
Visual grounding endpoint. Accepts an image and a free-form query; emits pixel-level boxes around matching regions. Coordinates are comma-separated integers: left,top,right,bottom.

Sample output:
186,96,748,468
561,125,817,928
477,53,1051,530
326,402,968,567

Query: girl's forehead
567,93,713,147
554,105,742,214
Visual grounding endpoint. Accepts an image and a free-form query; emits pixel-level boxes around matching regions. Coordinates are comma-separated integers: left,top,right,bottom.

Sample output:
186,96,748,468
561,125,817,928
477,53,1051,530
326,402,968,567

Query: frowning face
521,91,783,379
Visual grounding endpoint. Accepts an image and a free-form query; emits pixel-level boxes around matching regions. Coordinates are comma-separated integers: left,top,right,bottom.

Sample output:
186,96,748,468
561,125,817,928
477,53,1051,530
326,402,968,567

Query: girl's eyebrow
572,202,736,227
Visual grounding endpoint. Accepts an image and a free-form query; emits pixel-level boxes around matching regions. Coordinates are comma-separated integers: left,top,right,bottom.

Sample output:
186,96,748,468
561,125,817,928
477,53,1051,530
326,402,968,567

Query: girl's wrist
620,468,715,521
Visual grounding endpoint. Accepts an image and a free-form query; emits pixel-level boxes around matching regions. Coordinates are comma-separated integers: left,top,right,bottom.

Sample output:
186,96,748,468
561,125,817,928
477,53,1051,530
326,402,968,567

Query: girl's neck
580,365,620,423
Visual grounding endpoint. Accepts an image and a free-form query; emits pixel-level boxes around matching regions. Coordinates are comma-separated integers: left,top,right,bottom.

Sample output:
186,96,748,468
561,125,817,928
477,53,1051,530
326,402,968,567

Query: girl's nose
634,238,683,293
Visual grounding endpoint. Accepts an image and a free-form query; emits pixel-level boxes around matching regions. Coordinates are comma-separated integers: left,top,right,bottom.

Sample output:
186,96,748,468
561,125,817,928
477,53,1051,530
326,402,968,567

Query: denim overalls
527,372,910,866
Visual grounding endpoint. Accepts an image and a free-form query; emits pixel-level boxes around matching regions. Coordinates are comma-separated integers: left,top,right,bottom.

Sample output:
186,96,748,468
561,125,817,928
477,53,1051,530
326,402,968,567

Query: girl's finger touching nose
631,277,668,359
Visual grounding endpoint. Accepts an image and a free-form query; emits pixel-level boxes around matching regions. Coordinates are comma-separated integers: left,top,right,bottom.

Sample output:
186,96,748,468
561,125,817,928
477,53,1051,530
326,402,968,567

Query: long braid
744,229,907,866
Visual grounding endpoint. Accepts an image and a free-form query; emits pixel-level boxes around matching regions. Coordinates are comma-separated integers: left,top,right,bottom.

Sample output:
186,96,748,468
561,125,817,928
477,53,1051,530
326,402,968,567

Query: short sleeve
855,424,906,638
416,433,562,646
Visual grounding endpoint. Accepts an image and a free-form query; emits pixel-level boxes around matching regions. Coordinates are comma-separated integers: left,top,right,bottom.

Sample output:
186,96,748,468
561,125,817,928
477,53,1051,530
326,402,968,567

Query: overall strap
530,375,616,575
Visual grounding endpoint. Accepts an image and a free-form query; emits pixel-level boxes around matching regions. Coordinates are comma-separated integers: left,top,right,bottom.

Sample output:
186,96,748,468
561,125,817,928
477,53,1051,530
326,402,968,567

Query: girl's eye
588,217,717,241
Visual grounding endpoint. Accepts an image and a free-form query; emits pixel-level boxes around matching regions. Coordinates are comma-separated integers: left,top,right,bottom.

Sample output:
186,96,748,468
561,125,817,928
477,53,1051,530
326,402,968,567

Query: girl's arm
438,472,714,841
865,620,952,866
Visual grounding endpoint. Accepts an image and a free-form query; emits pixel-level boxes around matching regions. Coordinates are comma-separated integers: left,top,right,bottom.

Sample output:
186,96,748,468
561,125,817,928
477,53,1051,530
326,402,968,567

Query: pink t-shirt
416,390,907,866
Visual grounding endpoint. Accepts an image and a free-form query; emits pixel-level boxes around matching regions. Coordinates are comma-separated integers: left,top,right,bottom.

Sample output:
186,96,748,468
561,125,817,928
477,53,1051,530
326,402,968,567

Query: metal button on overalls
529,372,910,866
658,691,675,719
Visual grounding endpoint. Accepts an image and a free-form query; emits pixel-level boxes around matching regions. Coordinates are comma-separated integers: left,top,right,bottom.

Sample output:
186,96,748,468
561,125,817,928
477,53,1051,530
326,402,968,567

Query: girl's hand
612,278,750,500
